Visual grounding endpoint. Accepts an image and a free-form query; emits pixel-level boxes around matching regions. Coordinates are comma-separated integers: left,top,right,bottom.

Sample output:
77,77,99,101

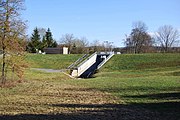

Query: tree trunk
1,47,6,85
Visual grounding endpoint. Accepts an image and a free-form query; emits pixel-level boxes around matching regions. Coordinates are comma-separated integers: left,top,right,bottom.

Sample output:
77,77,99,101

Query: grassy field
102,53,180,71
69,54,180,118
0,53,180,120
25,54,83,69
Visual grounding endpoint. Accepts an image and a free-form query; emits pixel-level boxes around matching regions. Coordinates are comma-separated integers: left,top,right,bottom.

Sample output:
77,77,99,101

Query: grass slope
102,53,180,71
0,53,180,119
68,53,180,119
25,54,83,69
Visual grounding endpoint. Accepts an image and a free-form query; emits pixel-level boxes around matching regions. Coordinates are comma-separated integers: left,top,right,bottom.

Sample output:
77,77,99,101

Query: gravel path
31,68,63,73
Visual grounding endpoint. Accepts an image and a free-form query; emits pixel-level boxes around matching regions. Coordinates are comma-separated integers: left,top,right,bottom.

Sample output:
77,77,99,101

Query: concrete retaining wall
77,53,97,76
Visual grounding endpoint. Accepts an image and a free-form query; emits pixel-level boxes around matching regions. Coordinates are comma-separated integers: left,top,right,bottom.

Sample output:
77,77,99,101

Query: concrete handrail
97,52,114,69
67,54,88,69
77,52,97,68
77,52,97,76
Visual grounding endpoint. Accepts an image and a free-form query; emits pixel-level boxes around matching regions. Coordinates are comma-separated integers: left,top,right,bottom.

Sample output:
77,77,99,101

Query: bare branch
156,25,180,52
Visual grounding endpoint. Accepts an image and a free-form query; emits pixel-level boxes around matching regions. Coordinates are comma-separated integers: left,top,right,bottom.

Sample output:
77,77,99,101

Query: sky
23,0,180,47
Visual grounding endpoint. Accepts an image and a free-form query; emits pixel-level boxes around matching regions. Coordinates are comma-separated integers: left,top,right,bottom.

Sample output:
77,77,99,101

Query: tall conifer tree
44,28,57,48
27,28,41,53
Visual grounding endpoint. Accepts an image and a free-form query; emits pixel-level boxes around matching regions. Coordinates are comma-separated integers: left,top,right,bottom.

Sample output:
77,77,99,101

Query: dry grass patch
0,73,118,115
0,70,158,120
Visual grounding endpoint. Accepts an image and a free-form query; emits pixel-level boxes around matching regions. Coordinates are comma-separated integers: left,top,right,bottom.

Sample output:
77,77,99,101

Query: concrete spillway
69,52,114,78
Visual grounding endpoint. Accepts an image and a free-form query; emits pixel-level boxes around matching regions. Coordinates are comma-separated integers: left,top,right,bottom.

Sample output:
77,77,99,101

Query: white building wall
63,47,68,54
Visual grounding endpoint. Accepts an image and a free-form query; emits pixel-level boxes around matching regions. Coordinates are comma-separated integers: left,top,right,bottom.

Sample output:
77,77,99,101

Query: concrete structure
97,52,114,69
71,52,97,77
70,52,114,78
63,47,68,54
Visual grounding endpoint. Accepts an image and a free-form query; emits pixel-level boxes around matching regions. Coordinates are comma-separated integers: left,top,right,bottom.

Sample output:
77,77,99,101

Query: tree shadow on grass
0,103,161,120
1,88,179,120
125,92,180,100
125,92,180,119
0,102,179,120
62,88,180,119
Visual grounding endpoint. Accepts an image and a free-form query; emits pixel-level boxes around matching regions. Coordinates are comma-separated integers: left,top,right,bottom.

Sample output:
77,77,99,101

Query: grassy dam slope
102,53,180,71
0,53,179,120
25,54,83,69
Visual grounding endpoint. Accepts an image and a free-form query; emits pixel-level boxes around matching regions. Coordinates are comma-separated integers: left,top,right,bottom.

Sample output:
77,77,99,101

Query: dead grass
0,70,118,115
0,70,160,120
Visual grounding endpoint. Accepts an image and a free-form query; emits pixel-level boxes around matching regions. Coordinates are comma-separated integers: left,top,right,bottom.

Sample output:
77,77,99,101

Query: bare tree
103,41,114,52
60,34,89,54
132,21,148,33
60,33,74,54
73,37,89,47
0,0,27,84
156,25,180,52
90,40,105,52
125,21,152,53
71,37,89,54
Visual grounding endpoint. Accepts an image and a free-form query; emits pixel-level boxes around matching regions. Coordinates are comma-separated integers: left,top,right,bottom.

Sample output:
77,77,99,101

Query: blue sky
23,0,180,47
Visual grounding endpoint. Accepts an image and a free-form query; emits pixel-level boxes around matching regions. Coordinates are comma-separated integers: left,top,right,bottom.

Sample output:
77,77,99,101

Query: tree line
27,28,57,53
27,29,117,54
28,21,180,54
27,29,109,54
124,21,180,53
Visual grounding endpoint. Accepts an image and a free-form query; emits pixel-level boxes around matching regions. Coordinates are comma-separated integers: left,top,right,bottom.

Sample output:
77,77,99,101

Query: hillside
0,53,180,119
25,54,83,69
101,53,180,71
71,53,180,119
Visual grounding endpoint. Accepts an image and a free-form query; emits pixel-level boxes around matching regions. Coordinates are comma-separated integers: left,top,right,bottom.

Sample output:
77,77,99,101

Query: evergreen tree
44,28,57,48
27,28,41,53
41,36,47,51
52,40,58,47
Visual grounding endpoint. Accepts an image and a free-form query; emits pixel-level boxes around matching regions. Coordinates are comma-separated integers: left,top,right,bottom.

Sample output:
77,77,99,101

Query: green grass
102,53,180,71
66,53,180,118
25,54,83,69
0,53,180,119
0,70,119,119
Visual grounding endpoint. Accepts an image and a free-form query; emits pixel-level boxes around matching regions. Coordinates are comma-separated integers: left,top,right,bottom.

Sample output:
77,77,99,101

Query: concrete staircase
70,52,114,78
71,52,97,77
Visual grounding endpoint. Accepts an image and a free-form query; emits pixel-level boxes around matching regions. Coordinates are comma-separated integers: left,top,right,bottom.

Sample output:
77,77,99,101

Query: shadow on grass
171,71,180,76
62,88,180,120
125,92,180,100
0,87,179,120
64,86,180,95
0,103,160,120
1,102,180,120
125,92,180,113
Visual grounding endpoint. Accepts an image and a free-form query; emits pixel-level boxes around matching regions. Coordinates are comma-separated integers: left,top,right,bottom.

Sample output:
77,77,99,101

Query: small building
63,47,68,54
44,47,68,54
